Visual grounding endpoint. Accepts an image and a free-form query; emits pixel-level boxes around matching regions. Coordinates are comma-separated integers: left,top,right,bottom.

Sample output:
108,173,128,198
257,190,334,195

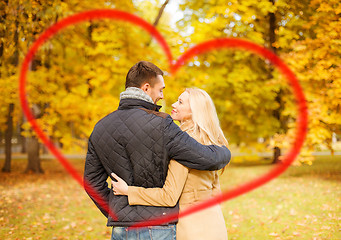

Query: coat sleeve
128,160,189,207
83,137,111,218
164,116,231,171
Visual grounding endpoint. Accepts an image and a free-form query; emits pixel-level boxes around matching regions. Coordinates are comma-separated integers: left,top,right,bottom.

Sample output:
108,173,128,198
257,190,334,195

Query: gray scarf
120,87,153,104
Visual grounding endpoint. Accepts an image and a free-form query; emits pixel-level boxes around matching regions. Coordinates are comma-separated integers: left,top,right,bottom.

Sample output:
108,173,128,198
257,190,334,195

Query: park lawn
0,155,340,240
221,155,341,240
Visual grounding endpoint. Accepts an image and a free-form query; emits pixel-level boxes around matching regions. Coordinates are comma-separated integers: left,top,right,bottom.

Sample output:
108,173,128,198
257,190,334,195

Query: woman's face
171,91,192,122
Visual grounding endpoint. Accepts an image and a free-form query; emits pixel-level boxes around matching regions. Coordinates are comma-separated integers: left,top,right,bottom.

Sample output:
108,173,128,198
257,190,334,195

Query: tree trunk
20,127,26,154
269,0,276,54
87,22,94,95
273,146,281,163
19,116,27,153
2,2,18,171
2,103,14,172
0,0,7,59
25,103,43,173
269,0,282,164
25,135,43,173
25,7,44,172
1,0,11,172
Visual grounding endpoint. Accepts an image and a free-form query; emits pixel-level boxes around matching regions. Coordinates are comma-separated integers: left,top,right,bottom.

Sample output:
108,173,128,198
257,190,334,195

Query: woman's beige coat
128,160,228,240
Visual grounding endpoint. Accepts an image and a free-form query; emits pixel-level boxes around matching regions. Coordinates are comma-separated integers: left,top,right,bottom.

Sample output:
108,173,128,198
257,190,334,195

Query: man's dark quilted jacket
84,98,231,227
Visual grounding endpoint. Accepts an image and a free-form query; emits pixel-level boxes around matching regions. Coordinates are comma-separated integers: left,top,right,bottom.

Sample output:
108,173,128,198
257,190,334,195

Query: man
84,61,231,240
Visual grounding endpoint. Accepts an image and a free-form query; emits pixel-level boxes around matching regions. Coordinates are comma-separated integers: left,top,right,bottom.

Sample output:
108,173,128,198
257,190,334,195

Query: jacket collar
120,87,153,104
118,98,162,112
118,87,161,111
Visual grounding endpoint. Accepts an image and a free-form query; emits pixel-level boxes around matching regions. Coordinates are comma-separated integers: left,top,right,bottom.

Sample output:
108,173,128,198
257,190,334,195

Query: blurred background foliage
0,0,340,172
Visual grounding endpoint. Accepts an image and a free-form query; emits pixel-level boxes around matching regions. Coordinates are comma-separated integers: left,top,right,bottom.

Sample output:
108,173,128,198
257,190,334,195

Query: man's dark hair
125,61,163,89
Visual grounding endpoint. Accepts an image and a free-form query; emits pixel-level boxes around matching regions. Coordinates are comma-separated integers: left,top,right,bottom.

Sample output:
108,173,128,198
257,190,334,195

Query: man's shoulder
139,108,170,119
91,108,173,136
92,110,117,131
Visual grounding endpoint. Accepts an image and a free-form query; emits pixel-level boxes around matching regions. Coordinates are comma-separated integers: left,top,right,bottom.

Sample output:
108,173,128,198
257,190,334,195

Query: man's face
143,75,165,104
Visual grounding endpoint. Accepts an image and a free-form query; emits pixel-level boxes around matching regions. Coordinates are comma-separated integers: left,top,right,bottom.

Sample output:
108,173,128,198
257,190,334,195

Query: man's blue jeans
111,225,176,240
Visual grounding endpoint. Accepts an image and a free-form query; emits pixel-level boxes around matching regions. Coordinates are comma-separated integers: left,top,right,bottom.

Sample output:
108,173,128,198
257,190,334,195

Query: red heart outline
19,9,308,228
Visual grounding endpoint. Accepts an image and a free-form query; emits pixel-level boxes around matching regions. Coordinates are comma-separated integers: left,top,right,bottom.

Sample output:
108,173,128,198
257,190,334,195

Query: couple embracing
84,61,231,240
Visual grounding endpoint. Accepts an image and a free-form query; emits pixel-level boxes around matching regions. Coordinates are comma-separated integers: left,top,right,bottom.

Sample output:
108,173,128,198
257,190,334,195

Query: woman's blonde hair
180,88,229,149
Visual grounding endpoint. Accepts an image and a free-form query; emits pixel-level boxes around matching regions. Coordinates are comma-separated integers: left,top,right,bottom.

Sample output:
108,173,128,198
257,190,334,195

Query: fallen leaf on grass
290,208,297,216
282,225,289,233
297,221,306,226
321,204,331,211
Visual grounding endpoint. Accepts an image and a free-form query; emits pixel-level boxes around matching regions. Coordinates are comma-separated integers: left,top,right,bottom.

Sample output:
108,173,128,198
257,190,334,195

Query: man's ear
141,82,150,93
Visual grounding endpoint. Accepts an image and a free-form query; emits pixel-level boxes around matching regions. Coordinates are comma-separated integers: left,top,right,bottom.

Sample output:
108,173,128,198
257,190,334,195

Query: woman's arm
212,171,222,196
112,160,189,207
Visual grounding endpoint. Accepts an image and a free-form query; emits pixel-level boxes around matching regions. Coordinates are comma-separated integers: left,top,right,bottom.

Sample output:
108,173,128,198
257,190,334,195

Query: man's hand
111,173,128,196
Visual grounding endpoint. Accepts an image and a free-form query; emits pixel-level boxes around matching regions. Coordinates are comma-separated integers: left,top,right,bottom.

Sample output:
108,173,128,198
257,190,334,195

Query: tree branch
153,0,170,26
146,0,170,46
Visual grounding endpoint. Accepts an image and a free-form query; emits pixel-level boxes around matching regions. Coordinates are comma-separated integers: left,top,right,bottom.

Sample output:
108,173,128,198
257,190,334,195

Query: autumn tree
0,0,173,172
1,0,21,172
2,0,338,170
1,0,177,173
170,0,287,159
280,0,341,162
168,0,340,163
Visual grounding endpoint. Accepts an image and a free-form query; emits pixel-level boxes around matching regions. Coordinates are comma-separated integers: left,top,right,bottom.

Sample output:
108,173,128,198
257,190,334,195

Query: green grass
221,155,341,240
0,155,340,239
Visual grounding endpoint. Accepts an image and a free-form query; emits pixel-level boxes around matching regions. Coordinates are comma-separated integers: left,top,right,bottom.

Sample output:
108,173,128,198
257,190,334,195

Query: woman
112,88,229,240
